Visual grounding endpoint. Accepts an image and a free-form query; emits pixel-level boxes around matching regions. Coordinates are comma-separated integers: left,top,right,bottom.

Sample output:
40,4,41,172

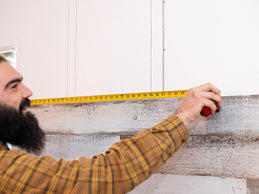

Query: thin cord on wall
75,0,78,96
150,0,153,92
66,0,70,97
162,0,165,91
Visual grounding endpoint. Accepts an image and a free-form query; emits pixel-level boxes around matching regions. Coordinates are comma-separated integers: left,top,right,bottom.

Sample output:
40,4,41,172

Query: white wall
76,0,152,96
164,0,259,96
0,0,259,98
0,0,69,99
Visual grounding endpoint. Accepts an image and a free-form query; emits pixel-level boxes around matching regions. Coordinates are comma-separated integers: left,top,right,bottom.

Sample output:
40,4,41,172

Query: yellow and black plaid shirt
0,115,189,194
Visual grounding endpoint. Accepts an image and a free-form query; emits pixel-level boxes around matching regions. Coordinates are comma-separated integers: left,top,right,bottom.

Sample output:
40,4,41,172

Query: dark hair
0,54,7,63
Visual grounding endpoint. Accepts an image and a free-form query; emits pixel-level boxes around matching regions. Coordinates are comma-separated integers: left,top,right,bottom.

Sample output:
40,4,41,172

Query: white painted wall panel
0,0,69,99
1,0,259,98
151,0,163,92
164,0,259,96
76,0,152,96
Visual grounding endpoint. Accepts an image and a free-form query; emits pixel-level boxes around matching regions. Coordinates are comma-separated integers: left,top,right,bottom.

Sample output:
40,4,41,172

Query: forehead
0,62,22,87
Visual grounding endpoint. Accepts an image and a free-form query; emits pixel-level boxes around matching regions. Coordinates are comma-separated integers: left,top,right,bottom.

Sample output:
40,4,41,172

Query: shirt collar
0,140,10,151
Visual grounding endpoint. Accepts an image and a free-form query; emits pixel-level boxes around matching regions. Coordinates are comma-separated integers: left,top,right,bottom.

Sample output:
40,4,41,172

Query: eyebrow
4,77,23,90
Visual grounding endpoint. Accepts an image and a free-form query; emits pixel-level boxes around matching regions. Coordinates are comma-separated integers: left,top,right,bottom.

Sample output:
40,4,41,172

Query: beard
0,98,45,155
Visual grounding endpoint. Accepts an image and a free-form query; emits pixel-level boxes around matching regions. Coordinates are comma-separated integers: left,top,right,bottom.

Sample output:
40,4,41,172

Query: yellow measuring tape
31,90,187,105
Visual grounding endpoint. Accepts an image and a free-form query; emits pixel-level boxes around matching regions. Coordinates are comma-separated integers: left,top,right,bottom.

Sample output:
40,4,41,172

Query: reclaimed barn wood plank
247,179,259,194
30,96,259,136
158,135,259,179
128,173,247,194
37,133,259,179
26,95,259,191
41,134,120,160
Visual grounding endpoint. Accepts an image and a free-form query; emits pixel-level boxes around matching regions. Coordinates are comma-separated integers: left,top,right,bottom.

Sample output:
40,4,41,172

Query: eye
11,84,18,89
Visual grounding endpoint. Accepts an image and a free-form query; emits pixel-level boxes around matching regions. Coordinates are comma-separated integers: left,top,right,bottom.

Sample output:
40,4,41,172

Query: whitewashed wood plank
27,95,259,179
30,96,259,136
158,135,259,179
30,100,175,134
128,173,247,194
41,134,120,160
19,134,258,179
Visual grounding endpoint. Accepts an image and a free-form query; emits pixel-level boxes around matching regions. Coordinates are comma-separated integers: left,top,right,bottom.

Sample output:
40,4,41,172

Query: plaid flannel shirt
0,115,189,194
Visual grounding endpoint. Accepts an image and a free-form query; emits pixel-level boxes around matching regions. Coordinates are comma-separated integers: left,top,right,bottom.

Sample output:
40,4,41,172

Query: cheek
0,91,22,110
11,100,21,110
0,96,21,110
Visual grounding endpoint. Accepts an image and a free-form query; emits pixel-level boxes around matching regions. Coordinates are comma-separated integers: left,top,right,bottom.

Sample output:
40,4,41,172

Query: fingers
190,83,222,107
202,98,218,114
199,91,222,108
196,82,221,96
175,83,222,126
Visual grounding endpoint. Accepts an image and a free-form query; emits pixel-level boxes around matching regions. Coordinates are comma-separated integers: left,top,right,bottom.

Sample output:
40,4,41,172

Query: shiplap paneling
27,95,259,193
158,135,259,179
31,96,259,136
41,134,120,160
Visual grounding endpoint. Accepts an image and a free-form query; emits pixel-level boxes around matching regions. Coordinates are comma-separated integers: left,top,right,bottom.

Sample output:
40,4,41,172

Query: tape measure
31,90,187,105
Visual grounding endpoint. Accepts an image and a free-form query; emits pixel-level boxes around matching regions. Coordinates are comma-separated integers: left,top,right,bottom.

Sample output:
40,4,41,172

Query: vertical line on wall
75,0,78,96
66,0,70,97
150,0,153,92
162,0,165,91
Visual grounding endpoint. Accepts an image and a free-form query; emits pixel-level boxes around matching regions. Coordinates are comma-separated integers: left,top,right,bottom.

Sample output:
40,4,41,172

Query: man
0,54,222,193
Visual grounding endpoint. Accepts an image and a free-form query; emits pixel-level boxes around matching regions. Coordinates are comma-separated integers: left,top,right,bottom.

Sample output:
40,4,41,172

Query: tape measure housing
31,90,187,105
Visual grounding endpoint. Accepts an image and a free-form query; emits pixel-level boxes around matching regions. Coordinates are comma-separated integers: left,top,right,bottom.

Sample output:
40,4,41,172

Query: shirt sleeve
0,115,189,194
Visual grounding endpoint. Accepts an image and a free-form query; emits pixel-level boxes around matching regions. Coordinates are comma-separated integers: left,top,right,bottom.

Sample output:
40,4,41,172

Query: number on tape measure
31,90,187,105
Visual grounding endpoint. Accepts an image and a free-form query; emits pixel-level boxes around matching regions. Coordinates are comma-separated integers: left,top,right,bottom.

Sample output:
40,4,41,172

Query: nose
22,84,33,98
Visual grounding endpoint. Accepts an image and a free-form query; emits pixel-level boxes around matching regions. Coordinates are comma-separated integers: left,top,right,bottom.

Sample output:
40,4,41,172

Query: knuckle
192,90,199,97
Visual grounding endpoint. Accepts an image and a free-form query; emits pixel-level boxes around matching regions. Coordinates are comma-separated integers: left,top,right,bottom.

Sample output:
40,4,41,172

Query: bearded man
0,55,222,193
0,56,44,155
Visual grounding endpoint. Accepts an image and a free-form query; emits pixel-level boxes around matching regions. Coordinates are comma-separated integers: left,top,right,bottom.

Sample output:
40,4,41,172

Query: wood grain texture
247,179,259,194
158,135,259,179
30,96,259,136
27,95,259,193
128,173,247,194
40,134,120,160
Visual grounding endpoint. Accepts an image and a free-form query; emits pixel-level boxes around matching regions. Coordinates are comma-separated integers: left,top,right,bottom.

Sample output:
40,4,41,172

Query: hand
175,83,222,126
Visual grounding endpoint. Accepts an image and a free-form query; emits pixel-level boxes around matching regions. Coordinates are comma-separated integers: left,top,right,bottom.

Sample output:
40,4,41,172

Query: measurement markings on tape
31,90,187,105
